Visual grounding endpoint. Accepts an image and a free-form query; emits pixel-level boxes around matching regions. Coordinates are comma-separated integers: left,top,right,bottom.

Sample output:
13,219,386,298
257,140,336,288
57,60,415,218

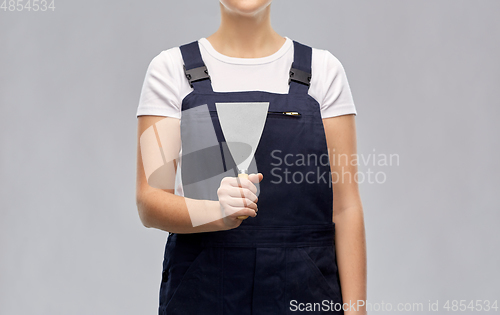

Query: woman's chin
220,0,273,16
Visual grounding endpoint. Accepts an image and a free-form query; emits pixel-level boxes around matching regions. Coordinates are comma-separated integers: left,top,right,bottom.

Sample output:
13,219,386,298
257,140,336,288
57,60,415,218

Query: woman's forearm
136,116,232,234
136,188,228,234
335,205,367,314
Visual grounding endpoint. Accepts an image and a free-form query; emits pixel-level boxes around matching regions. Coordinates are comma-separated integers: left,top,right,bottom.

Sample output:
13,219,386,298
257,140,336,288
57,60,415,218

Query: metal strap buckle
288,65,311,86
184,65,210,87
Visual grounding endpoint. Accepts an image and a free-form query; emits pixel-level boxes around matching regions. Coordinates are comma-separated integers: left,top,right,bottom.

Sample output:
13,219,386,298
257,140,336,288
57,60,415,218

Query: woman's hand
218,173,263,230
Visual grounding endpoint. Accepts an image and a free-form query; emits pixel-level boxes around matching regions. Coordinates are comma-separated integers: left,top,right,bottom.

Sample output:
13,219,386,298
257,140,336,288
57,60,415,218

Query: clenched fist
217,173,263,230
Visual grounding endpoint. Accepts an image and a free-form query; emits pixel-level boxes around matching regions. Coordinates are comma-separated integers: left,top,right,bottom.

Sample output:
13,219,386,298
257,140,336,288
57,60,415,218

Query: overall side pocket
286,246,343,313
162,247,221,314
298,246,342,301
159,245,205,310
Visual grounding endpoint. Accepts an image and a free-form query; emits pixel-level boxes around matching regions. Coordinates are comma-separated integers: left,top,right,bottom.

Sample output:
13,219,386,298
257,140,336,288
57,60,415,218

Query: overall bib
159,40,344,314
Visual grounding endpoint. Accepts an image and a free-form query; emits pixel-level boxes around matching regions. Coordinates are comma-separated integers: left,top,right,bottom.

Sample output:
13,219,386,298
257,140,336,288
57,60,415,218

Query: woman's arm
136,115,259,234
323,114,367,314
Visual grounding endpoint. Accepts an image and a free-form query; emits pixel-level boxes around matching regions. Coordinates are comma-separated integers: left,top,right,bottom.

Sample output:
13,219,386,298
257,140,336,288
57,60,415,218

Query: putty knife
215,102,269,220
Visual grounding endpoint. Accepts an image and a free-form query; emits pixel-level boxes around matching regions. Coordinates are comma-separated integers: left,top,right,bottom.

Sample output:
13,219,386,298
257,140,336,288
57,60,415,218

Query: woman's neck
206,2,286,59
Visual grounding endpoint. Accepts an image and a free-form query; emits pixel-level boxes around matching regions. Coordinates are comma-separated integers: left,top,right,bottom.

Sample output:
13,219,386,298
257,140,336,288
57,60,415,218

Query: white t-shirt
137,37,357,197
136,36,357,119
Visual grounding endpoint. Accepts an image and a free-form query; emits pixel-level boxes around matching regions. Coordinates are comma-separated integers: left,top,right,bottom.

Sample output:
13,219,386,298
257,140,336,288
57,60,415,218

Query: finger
225,187,258,203
225,197,258,210
223,205,257,217
230,207,257,218
248,173,263,183
228,177,254,188
239,179,258,195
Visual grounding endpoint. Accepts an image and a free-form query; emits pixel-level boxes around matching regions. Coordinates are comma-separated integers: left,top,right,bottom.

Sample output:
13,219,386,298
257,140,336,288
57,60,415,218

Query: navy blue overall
159,39,344,314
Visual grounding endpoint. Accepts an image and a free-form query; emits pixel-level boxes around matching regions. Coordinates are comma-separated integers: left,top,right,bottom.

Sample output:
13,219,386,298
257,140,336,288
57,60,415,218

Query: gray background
1,0,499,314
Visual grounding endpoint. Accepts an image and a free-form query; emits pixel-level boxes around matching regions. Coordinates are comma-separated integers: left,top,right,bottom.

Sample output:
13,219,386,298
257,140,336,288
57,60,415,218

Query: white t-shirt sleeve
136,49,183,118
311,49,357,119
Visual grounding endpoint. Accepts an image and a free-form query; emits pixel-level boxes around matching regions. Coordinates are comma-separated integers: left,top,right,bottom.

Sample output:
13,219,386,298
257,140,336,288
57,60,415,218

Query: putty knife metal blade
215,102,270,220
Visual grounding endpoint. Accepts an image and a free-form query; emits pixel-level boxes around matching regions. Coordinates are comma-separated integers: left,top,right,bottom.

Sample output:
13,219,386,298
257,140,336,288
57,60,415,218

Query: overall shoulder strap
179,41,213,93
289,40,312,95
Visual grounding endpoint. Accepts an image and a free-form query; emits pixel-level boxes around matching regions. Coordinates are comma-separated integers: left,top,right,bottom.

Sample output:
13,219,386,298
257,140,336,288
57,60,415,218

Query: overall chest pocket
267,111,302,118
209,110,302,117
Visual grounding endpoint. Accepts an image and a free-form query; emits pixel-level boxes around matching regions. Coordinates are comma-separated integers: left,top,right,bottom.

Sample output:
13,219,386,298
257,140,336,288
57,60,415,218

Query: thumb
248,173,264,183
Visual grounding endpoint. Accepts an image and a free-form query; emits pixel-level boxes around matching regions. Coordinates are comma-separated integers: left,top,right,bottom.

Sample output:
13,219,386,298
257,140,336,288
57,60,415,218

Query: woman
136,0,366,314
